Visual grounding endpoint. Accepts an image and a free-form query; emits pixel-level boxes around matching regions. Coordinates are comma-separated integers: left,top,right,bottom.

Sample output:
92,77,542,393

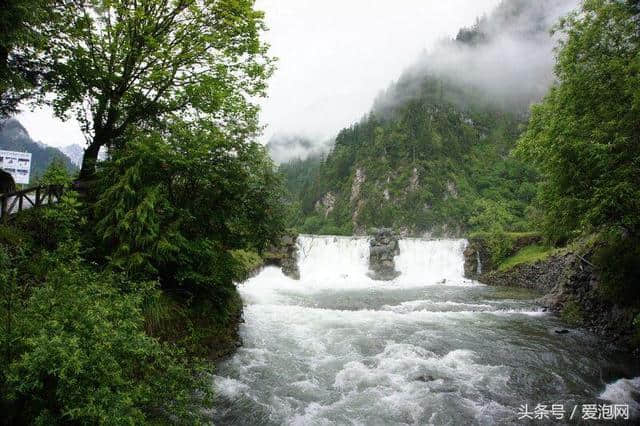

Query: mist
266,133,333,164
373,0,580,115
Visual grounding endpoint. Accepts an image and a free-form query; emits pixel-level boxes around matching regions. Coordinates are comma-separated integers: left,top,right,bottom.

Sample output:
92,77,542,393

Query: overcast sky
17,0,501,148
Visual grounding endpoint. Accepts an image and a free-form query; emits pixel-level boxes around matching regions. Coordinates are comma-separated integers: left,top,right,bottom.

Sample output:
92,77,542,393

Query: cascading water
394,239,469,285
297,235,371,284
212,235,640,425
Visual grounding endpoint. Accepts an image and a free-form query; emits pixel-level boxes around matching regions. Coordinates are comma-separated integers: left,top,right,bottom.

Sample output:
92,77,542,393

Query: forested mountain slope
281,0,578,236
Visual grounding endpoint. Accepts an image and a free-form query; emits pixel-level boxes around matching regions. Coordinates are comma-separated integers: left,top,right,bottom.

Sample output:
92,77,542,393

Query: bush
12,192,83,250
230,249,263,282
486,226,513,265
1,256,212,424
593,236,640,306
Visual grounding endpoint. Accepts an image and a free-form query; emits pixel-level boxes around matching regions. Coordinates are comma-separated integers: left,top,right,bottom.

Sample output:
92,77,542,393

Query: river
211,235,639,425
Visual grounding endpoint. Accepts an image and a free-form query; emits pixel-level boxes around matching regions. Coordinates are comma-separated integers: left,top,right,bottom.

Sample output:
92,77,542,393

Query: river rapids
211,235,639,425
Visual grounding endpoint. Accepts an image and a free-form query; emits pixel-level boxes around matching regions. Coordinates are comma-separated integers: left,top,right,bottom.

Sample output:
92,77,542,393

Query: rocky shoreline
464,240,639,355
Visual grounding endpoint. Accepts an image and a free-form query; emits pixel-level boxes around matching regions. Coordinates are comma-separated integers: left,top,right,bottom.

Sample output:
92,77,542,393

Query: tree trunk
78,141,102,181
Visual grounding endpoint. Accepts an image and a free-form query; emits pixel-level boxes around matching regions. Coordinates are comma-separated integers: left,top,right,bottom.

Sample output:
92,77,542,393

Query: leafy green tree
43,0,274,180
37,157,73,186
0,0,52,117
517,0,640,242
94,121,285,301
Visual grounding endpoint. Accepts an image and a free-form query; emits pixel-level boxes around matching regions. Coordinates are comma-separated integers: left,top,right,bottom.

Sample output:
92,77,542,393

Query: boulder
368,228,400,281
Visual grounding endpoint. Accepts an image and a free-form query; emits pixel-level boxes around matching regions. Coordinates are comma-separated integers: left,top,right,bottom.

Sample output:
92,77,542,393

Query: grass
498,244,555,271
468,230,541,240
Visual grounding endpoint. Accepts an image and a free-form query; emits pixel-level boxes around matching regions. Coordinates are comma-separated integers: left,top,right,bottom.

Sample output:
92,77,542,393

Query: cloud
373,0,580,115
256,0,504,145
266,133,332,164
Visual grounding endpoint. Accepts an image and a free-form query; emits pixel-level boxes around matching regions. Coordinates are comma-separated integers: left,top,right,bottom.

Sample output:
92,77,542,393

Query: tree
517,0,640,242
37,157,73,186
44,0,273,180
0,0,52,118
94,120,285,299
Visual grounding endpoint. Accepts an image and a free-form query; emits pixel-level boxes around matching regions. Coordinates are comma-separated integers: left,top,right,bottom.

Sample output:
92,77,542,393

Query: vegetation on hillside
517,0,640,305
280,1,553,236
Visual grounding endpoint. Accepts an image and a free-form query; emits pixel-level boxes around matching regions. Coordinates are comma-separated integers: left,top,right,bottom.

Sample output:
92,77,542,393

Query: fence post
35,187,41,207
1,195,7,223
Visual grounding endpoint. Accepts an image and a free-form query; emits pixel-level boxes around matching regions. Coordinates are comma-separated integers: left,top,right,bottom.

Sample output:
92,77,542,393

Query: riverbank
464,236,640,355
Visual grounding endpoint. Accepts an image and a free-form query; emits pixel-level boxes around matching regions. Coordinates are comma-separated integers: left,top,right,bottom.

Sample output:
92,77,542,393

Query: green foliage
486,226,513,265
0,0,52,117
281,73,538,236
95,124,285,302
230,249,263,282
42,0,274,178
593,235,640,306
498,244,554,271
1,251,212,425
13,191,83,250
1,0,286,423
517,0,640,242
36,157,72,186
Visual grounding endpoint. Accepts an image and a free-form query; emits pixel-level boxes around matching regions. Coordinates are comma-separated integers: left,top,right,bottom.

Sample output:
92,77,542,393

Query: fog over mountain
373,0,579,115
266,134,333,164
0,119,77,178
275,0,580,161
60,144,85,167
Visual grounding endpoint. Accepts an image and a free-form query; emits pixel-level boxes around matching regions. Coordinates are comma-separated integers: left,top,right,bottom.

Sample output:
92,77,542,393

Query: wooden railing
0,184,65,223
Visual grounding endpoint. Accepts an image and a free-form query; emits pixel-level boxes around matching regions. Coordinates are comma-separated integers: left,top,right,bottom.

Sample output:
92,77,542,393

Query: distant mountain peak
0,118,78,181
61,144,85,167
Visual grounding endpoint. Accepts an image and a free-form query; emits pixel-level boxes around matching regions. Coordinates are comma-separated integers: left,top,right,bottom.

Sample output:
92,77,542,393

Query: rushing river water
212,235,640,425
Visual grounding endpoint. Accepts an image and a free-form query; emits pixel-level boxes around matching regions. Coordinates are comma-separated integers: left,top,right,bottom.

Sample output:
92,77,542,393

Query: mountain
280,0,579,236
0,119,78,182
60,144,84,167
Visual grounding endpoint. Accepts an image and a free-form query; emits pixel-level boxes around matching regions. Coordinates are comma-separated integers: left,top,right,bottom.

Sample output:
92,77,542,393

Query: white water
394,238,469,285
297,235,371,284
212,235,640,425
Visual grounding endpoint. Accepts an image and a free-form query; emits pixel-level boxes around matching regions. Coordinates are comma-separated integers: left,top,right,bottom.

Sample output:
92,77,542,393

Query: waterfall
476,250,482,275
293,235,471,287
394,238,469,285
297,235,371,282
294,235,470,286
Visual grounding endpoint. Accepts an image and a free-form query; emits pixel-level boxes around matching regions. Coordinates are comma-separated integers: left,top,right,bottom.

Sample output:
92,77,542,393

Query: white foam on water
599,377,640,418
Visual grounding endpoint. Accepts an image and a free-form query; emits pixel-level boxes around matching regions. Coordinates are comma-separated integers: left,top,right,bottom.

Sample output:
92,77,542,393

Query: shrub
593,236,640,306
1,257,212,424
230,249,263,282
486,226,513,265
